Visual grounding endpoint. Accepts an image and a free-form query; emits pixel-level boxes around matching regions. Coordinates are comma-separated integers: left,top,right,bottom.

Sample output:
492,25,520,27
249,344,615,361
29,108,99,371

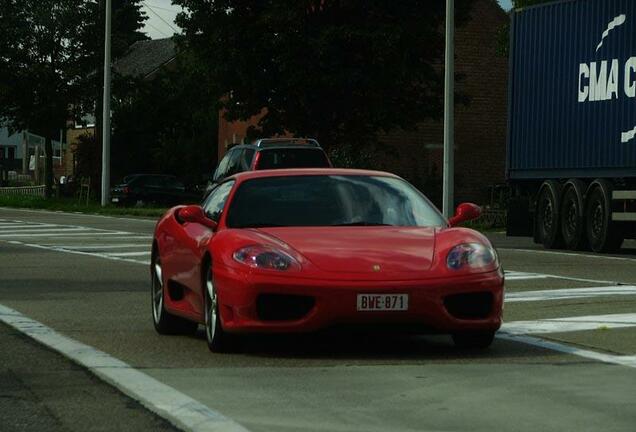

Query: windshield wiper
332,222,394,226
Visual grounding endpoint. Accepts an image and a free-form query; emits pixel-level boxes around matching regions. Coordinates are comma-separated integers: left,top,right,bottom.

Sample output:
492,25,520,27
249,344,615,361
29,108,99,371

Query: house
0,127,68,179
216,0,509,205
113,38,177,79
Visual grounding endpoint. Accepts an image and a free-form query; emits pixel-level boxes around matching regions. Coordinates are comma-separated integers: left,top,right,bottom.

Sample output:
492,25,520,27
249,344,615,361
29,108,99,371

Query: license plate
111,197,119,203
357,294,408,311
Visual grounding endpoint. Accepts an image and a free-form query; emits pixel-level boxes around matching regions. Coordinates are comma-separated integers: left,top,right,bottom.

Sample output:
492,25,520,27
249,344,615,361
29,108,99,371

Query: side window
213,151,233,182
202,181,234,222
226,149,244,176
242,149,255,170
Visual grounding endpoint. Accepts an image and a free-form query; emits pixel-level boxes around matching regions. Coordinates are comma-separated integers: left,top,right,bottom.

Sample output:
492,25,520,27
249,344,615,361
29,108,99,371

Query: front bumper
214,266,504,334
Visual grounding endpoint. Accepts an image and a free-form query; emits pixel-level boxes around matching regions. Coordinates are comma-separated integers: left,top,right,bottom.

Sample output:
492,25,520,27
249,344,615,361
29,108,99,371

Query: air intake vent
443,292,493,320
256,294,315,321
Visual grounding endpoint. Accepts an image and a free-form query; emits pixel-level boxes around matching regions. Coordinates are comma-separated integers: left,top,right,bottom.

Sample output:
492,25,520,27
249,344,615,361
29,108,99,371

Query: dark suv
210,138,332,186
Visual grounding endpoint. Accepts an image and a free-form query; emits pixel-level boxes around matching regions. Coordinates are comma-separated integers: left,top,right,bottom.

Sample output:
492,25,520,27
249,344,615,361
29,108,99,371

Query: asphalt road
1,207,635,432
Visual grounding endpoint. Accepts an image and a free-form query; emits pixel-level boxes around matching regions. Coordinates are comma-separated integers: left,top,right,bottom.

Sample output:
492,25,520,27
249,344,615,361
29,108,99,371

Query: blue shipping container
508,0,636,180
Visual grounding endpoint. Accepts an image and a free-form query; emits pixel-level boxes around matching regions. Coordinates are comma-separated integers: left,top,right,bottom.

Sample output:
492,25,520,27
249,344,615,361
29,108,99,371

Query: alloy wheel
152,259,164,324
205,268,218,343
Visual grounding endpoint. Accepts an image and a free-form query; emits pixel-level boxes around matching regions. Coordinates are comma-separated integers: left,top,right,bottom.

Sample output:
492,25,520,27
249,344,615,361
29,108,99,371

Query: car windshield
226,175,446,228
255,148,330,170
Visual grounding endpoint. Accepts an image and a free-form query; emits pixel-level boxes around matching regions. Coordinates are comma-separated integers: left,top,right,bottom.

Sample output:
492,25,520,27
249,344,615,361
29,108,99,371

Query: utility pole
443,0,455,218
101,0,112,207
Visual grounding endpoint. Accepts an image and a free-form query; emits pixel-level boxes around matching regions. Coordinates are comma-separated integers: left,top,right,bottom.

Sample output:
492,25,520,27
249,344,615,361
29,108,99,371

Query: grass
0,194,167,218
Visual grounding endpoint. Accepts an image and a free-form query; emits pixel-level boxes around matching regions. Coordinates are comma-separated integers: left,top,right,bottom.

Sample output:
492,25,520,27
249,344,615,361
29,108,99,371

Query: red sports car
151,169,504,352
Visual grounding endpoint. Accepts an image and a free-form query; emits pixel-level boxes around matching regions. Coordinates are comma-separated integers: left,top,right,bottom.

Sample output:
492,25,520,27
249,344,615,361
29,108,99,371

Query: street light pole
443,0,455,218
101,0,112,207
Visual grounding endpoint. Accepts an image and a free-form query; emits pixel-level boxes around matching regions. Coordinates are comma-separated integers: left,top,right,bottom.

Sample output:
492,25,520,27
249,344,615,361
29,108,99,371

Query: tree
174,0,474,150
0,0,146,198
110,51,219,187
0,0,94,197
81,0,148,183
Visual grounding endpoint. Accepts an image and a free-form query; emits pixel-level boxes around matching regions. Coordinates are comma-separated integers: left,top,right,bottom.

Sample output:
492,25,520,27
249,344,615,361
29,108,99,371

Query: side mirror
178,205,218,230
448,203,482,227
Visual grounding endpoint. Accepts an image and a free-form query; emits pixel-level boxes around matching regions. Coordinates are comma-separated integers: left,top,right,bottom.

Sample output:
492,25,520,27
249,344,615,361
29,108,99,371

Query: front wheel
452,331,495,349
204,265,233,352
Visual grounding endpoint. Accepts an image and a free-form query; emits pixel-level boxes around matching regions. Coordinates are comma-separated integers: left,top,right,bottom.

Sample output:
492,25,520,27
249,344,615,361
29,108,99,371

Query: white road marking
0,304,249,432
0,206,159,223
506,285,636,302
0,231,129,238
502,247,636,263
0,224,61,229
8,241,151,266
501,313,636,335
103,251,151,257
497,333,636,369
504,271,550,281
0,227,94,235
54,244,150,250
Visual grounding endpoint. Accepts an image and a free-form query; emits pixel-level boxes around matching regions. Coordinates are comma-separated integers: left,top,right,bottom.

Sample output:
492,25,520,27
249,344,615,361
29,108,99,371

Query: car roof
226,168,401,182
253,138,321,148
228,144,325,151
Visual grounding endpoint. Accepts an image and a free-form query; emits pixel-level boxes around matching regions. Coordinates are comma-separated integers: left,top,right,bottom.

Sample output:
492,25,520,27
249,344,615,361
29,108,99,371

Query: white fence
0,185,45,198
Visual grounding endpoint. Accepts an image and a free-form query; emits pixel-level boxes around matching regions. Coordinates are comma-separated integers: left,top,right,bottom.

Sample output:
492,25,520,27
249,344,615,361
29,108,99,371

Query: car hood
255,227,436,274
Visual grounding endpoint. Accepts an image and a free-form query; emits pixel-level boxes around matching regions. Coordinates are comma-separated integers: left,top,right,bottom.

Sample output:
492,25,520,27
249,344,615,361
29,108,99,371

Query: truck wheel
585,181,623,253
536,180,563,249
560,179,587,250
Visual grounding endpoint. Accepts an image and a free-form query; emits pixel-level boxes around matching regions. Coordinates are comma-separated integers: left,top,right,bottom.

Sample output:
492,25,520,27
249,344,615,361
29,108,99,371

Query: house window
0,148,4,159
8,147,16,160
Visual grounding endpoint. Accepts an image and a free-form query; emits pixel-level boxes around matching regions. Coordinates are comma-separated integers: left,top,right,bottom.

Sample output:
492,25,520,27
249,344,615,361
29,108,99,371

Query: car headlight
447,243,498,271
233,245,300,271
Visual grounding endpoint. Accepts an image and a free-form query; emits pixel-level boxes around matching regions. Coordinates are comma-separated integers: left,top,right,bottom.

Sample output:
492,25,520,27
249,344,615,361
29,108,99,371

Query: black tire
585,181,624,253
151,253,198,335
452,331,495,349
535,180,563,249
203,264,234,352
560,179,587,250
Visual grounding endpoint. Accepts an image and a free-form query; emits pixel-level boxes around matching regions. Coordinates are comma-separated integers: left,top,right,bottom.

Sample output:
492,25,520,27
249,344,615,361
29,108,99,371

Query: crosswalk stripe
53,244,150,250
102,251,151,257
0,231,128,238
501,313,636,335
506,285,636,302
0,228,93,235
0,224,61,229
504,271,550,281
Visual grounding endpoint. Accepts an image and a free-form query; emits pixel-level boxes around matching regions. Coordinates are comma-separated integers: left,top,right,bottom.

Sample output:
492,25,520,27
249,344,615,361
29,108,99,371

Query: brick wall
381,0,508,206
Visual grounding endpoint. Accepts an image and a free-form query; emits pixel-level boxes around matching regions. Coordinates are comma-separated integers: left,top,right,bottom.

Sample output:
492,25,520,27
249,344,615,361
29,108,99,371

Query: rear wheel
560,180,587,250
536,180,563,249
151,254,198,335
204,265,233,352
452,331,495,349
585,181,623,253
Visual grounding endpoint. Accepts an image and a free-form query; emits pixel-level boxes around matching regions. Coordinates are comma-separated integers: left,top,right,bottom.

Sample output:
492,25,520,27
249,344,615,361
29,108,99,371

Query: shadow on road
185,328,563,364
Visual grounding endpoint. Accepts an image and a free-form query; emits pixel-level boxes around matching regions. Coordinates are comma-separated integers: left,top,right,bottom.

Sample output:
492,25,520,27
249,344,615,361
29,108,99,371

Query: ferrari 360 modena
150,169,504,352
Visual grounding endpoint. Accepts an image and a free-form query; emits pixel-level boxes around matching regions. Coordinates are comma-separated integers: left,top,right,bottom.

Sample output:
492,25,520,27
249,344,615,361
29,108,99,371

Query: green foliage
0,0,147,197
174,0,474,150
109,52,219,187
0,194,166,217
